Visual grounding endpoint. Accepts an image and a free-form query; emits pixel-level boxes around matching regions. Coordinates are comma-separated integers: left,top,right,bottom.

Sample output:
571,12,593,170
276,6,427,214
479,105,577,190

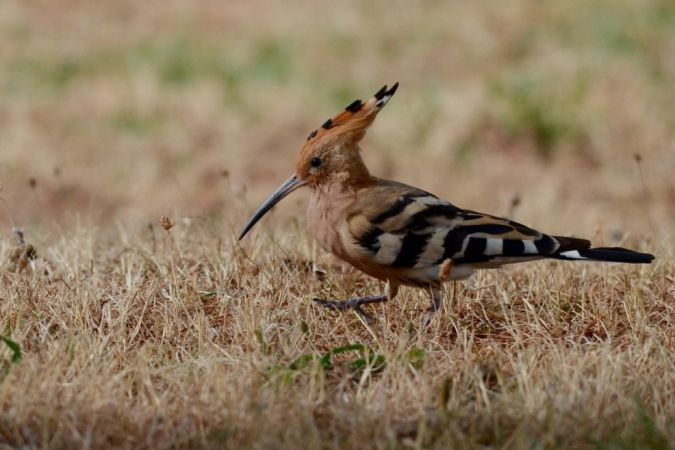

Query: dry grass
0,222,673,449
1,0,674,448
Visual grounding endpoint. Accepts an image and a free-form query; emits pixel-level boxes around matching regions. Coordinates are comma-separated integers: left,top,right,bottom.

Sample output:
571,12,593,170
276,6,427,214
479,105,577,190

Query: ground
0,0,674,448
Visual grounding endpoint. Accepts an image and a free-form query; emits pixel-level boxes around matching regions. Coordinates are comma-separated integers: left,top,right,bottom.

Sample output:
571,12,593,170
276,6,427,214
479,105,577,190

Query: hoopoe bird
238,83,655,322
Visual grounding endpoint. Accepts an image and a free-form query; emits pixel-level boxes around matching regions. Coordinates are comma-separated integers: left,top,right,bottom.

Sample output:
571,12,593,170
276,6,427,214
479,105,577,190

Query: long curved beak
238,174,307,240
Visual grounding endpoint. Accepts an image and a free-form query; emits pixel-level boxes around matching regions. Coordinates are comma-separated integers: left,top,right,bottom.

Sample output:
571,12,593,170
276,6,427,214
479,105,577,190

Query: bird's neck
329,149,375,188
307,170,373,256
306,150,376,255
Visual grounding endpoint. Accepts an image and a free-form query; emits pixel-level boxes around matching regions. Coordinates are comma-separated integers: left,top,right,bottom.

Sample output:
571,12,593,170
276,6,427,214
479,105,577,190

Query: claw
313,295,388,323
422,310,436,328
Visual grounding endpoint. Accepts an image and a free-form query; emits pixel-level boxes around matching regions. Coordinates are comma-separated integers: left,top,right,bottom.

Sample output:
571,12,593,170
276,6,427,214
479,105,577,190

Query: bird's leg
426,259,451,321
314,282,399,323
423,286,444,327
428,286,443,312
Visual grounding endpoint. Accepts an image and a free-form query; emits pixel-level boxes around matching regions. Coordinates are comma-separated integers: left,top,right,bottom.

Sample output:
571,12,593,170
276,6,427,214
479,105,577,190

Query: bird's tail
550,236,655,264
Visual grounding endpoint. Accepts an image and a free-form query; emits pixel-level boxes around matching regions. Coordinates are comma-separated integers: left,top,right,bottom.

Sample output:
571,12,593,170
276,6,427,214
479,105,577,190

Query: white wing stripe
374,233,403,265
414,228,448,268
559,250,587,260
485,238,504,256
523,240,538,254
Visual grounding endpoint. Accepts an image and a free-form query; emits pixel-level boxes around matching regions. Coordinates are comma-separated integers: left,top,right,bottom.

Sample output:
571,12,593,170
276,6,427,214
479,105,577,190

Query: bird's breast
306,186,356,257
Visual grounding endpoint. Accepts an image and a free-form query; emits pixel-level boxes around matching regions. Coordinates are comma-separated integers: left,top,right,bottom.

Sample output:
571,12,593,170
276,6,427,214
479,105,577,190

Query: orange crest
303,82,399,148
296,83,399,182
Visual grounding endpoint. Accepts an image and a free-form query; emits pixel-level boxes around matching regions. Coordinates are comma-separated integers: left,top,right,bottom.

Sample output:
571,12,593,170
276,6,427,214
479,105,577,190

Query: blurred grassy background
1,2,674,448
1,0,673,243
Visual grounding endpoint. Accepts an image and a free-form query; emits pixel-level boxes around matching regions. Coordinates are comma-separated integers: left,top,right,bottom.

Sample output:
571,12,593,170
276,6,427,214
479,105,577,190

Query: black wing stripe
451,237,492,264
411,204,459,221
534,235,558,254
509,221,540,237
460,211,484,220
459,224,514,235
359,227,383,253
440,230,466,262
392,232,430,267
502,239,525,255
464,237,487,259
372,195,416,224
408,204,460,230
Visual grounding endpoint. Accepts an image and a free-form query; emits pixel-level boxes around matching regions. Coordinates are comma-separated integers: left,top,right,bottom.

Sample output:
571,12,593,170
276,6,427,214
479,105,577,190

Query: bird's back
330,178,593,287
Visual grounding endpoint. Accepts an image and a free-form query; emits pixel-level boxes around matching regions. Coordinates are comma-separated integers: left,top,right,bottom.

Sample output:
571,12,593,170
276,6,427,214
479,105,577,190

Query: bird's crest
303,82,399,148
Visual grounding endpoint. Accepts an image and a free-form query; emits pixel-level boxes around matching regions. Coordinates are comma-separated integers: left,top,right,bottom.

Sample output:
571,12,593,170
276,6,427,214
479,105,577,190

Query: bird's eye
310,157,322,168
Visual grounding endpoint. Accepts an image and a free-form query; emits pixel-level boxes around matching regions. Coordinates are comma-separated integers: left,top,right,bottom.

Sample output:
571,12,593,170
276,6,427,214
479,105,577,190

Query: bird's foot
313,295,388,324
422,307,439,328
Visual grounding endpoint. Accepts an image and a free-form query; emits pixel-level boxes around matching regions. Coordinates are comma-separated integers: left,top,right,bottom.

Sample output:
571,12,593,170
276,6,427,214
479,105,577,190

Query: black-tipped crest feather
345,99,363,112
374,85,388,100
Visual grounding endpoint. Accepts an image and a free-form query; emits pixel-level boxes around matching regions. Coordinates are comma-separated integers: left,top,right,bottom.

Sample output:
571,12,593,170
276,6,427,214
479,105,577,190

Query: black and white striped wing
346,188,584,271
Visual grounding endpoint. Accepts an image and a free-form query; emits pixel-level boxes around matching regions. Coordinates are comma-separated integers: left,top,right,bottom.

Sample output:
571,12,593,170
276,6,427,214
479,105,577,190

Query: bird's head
238,83,399,240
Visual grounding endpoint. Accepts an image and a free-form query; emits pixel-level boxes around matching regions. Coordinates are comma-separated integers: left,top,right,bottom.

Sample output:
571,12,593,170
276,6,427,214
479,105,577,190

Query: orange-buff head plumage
238,83,398,240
